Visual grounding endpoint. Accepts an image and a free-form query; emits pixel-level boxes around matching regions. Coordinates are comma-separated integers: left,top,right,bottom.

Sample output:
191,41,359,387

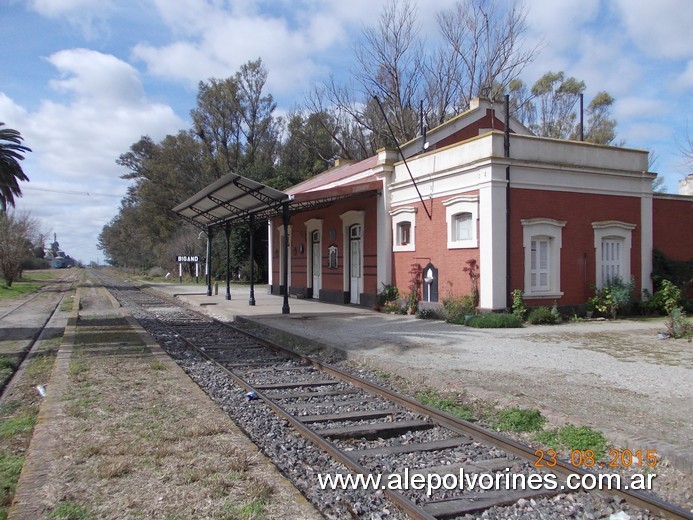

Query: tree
0,211,39,286
191,59,281,180
304,0,538,159
436,0,536,117
277,110,340,185
0,123,31,212
681,124,693,174
510,71,619,145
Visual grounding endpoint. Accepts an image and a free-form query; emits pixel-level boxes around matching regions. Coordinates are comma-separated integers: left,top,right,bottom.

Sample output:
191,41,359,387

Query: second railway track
98,271,692,520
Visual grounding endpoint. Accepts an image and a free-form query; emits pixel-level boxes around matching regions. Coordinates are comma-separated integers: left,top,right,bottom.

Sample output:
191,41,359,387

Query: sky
1,0,692,265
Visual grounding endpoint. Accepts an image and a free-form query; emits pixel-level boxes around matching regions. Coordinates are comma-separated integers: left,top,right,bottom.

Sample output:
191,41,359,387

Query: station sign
176,255,199,262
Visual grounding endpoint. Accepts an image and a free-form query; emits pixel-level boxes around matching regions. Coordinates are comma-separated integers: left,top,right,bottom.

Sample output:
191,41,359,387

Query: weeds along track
97,272,692,520
0,275,75,401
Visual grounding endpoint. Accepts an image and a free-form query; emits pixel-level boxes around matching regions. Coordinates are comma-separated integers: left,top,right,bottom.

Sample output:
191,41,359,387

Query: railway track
97,271,692,520
0,274,75,400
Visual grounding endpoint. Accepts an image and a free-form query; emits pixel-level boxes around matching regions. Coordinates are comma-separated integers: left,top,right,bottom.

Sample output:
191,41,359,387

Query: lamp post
423,267,434,303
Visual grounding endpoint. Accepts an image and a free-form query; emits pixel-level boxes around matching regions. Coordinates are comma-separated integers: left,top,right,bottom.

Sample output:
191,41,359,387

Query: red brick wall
510,188,643,306
392,194,480,301
653,197,693,260
270,192,378,296
433,110,510,151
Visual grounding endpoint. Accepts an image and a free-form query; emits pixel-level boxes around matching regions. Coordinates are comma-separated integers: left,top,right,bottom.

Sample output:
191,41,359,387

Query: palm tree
0,122,31,212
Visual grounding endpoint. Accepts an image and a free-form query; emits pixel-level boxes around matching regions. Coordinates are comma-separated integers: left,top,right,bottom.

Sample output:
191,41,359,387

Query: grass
0,452,24,513
0,356,19,389
488,407,546,432
534,424,608,459
416,389,476,421
0,270,60,300
0,410,37,439
466,313,524,328
0,352,54,519
49,501,92,520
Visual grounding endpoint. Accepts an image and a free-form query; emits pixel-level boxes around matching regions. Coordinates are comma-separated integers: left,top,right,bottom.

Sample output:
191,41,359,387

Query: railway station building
267,98,693,311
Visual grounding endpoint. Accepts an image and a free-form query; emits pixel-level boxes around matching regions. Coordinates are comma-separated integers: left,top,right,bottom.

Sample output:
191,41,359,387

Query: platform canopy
173,170,382,229
172,172,290,229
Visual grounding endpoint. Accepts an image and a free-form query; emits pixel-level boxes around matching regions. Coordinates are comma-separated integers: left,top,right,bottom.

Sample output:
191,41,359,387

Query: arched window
521,218,566,298
444,195,478,249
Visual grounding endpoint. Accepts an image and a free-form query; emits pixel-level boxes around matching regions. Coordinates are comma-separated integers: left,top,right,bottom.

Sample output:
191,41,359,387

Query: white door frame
305,219,323,299
340,211,365,304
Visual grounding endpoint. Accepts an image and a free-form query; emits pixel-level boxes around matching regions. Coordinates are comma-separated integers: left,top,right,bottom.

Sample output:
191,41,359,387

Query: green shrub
534,425,608,459
442,294,476,323
658,279,682,315
466,313,523,328
377,284,400,307
587,276,634,319
416,390,475,421
527,306,553,324
511,289,526,321
491,408,546,432
665,307,692,339
526,304,561,325
416,307,445,320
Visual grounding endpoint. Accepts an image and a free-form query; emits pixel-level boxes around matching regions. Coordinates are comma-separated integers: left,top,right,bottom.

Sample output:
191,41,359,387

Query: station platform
147,280,693,484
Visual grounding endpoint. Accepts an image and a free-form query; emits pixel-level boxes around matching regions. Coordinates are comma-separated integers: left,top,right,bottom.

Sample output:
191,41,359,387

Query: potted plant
407,290,418,315
585,297,596,319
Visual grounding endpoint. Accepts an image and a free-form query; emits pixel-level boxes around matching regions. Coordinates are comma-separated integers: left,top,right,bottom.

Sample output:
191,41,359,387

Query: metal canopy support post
248,213,256,306
281,201,290,314
224,222,232,301
206,226,213,296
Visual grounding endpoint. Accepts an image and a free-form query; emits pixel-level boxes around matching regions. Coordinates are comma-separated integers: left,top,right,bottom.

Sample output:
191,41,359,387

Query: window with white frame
592,221,635,288
444,195,478,249
521,218,566,298
453,213,473,242
397,221,411,246
530,237,551,292
390,207,416,252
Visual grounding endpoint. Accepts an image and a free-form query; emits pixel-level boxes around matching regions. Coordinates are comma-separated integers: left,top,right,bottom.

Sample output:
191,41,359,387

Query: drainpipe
206,226,213,296
505,94,512,309
580,94,585,141
282,201,291,314
249,213,256,306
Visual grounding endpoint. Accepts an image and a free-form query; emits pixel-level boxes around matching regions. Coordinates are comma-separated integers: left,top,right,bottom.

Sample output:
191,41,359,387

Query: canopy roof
173,171,380,229
172,172,290,228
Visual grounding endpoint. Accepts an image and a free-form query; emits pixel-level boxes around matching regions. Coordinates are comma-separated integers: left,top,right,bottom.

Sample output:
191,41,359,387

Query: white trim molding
390,206,417,252
521,218,566,299
340,210,366,301
277,224,292,288
305,219,323,294
592,220,636,289
443,195,479,249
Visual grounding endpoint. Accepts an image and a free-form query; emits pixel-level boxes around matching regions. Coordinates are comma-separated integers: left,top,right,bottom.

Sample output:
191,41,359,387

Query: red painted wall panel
270,192,378,296
392,194,480,301
653,197,693,260
510,188,642,306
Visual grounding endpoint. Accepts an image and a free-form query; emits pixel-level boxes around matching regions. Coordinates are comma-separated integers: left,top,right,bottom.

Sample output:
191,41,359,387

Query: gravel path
149,283,693,510
243,314,692,467
233,312,693,510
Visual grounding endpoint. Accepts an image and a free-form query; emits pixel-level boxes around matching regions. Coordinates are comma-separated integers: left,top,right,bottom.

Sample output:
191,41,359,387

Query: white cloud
133,4,334,96
524,0,601,52
616,97,669,121
28,0,112,17
28,0,115,39
676,61,693,89
614,0,693,59
4,49,184,262
47,49,144,105
0,93,28,127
